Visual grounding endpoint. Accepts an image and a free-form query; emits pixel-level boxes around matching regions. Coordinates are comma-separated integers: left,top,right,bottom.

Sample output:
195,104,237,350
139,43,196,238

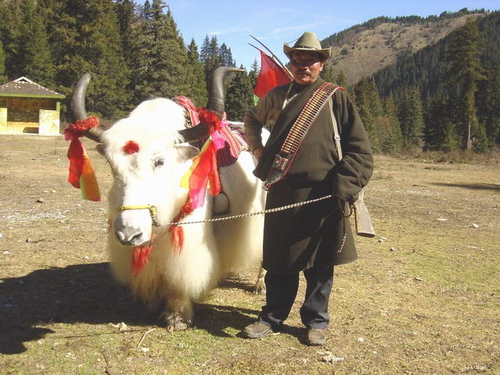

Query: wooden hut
0,77,65,135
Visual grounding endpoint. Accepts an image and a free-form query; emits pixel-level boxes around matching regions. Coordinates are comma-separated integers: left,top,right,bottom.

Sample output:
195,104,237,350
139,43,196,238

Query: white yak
70,67,266,330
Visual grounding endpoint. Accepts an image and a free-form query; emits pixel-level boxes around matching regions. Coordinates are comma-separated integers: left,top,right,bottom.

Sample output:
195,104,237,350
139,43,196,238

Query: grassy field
0,134,499,374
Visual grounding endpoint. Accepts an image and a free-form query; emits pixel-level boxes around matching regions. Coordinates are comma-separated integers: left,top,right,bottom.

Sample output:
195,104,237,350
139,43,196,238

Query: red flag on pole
254,50,291,99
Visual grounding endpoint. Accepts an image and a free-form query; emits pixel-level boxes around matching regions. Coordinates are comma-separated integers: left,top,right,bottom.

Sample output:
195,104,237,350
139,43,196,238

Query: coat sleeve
244,87,285,152
332,90,374,203
243,104,265,152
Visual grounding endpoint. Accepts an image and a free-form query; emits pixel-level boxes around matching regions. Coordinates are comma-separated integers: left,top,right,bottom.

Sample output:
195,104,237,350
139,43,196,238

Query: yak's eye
153,157,165,168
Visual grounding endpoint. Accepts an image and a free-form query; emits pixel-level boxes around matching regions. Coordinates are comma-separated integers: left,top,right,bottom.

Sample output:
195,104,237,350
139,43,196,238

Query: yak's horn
178,66,244,143
70,73,103,142
207,66,245,118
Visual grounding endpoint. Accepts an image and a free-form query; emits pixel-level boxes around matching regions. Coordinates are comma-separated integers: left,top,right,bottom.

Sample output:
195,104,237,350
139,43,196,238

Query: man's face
290,51,324,85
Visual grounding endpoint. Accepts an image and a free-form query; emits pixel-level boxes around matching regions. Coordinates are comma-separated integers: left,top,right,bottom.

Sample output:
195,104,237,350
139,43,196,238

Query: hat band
293,45,318,50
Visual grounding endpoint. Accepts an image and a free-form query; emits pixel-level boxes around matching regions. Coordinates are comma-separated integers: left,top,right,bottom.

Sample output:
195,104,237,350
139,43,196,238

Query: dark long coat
244,78,374,275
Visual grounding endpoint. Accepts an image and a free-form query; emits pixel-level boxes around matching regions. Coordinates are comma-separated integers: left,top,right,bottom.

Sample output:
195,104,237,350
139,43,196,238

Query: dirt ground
0,134,499,375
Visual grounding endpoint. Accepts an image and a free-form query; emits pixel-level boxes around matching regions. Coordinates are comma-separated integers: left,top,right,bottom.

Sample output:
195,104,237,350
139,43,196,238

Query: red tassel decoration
131,245,152,277
169,199,195,253
169,225,184,253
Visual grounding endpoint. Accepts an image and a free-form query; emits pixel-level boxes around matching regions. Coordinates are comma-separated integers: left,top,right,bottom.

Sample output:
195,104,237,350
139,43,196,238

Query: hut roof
0,77,65,99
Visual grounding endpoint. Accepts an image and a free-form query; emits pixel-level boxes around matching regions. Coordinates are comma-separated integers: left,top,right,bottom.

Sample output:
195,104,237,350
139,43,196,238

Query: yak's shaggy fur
98,98,266,329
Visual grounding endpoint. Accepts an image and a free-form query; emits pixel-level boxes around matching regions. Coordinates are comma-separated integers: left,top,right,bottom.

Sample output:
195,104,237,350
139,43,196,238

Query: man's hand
252,147,263,160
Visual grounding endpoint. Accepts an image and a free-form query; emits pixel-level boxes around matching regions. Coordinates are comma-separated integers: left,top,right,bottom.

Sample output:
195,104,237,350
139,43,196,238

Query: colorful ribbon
64,117,101,201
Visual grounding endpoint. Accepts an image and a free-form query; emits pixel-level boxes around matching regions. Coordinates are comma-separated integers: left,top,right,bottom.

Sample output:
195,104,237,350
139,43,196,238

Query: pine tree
90,0,131,118
200,35,221,96
424,94,460,152
116,0,141,107
249,59,259,88
441,121,461,152
19,0,56,86
186,38,208,107
320,64,335,83
381,95,403,153
336,70,348,88
225,66,253,121
352,77,383,151
219,43,235,67
248,59,259,105
0,41,6,83
199,35,211,63
45,0,129,118
398,87,424,150
132,1,189,103
445,17,486,150
116,0,139,56
477,61,500,146
0,0,23,79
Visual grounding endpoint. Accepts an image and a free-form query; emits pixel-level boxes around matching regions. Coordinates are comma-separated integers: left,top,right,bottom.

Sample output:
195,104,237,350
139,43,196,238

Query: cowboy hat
283,31,332,60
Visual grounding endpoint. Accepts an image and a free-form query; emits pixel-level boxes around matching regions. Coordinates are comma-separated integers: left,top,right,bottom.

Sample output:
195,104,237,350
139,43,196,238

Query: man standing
243,32,374,346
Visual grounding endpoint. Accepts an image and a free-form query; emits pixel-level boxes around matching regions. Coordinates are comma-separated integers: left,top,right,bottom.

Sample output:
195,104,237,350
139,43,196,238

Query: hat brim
284,43,332,60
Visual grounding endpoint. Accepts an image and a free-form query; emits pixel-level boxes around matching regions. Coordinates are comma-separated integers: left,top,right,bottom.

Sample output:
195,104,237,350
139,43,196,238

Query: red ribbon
64,117,101,201
167,108,224,251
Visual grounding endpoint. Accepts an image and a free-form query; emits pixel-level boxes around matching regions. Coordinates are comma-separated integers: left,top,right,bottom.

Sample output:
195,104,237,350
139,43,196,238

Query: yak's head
70,67,243,247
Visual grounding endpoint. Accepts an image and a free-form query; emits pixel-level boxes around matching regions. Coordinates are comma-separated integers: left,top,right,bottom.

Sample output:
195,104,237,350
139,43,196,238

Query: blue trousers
258,265,334,330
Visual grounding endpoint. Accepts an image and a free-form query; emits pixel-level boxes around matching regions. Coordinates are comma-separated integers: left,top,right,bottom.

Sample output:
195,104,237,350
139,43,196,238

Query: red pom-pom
64,116,100,139
197,108,221,133
123,140,140,154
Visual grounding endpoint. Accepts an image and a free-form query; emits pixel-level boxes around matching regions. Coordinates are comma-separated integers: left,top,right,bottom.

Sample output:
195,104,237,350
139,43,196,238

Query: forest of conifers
1,0,499,153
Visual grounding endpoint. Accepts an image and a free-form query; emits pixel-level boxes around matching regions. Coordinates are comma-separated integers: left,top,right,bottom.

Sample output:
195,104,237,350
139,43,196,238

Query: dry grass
0,135,499,374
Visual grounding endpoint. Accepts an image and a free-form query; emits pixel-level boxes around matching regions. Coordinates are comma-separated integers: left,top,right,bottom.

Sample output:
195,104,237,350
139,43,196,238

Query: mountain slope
323,11,489,84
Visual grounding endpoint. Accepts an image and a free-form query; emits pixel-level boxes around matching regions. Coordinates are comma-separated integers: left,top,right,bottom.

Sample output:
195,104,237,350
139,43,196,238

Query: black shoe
244,322,280,339
306,328,327,346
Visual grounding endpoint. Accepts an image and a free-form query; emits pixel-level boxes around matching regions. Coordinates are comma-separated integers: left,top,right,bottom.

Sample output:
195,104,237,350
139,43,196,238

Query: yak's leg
254,266,266,295
162,289,193,331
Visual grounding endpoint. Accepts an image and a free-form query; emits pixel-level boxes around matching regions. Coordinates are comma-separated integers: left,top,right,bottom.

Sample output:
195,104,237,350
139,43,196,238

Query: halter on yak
65,67,247,275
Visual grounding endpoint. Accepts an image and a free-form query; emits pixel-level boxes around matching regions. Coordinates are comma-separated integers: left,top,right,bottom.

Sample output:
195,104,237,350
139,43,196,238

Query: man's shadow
0,263,259,354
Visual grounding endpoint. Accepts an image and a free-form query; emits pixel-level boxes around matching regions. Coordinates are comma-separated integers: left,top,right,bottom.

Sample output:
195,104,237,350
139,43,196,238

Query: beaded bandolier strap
264,82,342,190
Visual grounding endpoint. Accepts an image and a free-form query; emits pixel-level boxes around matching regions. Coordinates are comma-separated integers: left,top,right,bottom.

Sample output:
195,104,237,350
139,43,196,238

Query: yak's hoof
254,283,266,295
165,312,190,332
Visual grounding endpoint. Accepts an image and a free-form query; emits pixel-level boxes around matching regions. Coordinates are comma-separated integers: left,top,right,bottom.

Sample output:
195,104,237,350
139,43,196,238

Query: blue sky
140,1,499,69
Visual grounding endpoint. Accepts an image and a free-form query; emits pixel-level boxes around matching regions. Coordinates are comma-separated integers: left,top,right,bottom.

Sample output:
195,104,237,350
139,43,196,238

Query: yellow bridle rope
118,205,160,227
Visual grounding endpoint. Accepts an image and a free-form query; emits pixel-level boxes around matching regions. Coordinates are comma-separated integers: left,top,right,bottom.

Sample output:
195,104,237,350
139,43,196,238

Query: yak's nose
113,209,152,246
115,230,144,246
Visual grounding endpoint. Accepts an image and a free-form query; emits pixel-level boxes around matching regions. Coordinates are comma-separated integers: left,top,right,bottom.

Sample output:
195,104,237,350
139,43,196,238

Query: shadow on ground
431,182,500,192
0,263,260,354
0,263,142,354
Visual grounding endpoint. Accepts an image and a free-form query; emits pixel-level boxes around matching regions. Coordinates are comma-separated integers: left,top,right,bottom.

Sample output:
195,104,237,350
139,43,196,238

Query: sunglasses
290,58,322,67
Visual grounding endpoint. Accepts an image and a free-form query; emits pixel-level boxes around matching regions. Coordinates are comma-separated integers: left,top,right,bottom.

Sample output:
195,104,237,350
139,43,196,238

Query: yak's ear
174,144,199,161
